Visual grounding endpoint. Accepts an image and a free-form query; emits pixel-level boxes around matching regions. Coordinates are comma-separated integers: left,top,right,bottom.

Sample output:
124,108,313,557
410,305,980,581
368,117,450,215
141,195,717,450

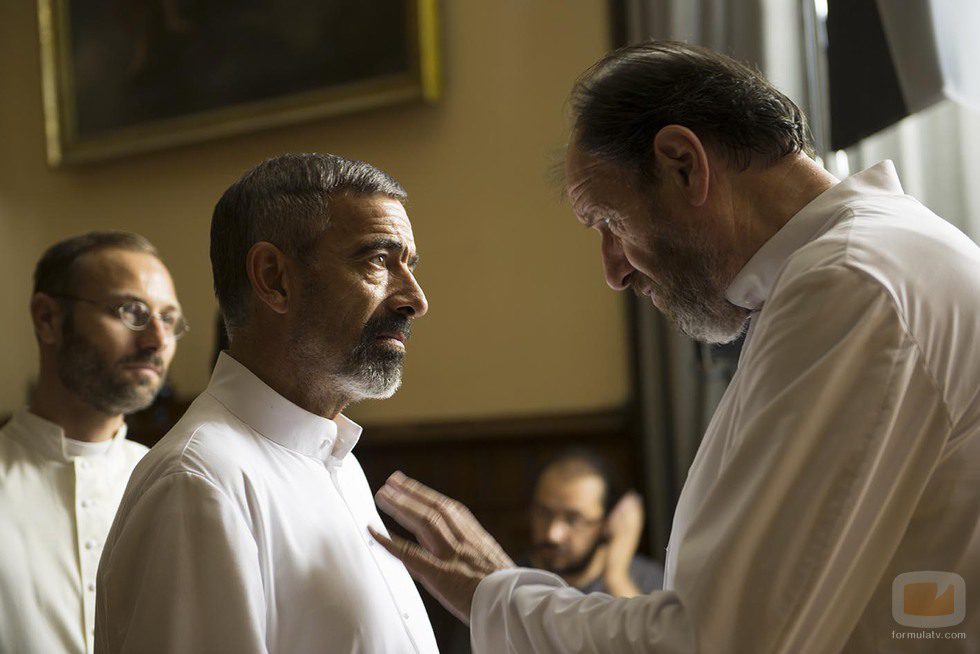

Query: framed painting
37,0,440,166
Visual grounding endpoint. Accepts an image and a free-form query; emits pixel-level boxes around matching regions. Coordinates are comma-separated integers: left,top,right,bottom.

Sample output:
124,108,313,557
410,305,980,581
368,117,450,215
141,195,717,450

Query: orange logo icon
903,581,956,617
893,572,966,628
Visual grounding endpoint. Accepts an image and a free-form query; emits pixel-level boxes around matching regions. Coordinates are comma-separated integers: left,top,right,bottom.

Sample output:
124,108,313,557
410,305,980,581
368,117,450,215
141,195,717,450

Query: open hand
371,471,514,623
602,491,645,596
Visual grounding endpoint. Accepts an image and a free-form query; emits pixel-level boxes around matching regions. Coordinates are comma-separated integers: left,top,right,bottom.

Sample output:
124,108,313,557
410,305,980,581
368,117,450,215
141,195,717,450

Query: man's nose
136,316,167,350
600,230,634,291
391,270,429,319
545,520,569,544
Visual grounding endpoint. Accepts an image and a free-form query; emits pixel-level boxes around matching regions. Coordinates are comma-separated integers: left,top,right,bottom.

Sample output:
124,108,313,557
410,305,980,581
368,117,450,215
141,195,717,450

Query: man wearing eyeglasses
449,450,663,654
0,231,184,654
526,451,662,599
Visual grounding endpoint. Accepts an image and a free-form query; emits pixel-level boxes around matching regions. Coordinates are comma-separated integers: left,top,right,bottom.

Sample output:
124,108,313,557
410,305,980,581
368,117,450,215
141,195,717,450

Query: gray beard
335,340,404,401
660,286,750,344
642,223,750,345
289,315,408,404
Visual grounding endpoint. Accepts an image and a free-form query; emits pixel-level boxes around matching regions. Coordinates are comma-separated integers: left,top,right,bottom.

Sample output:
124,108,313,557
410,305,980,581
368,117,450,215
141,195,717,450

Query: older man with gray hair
96,154,436,653
374,41,980,652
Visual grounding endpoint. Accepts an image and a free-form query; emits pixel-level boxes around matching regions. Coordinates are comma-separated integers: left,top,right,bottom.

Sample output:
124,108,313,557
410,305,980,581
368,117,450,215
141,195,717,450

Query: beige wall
0,2,630,424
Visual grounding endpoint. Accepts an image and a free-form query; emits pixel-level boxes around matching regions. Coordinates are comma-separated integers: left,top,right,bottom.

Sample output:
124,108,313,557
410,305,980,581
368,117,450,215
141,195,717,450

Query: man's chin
659,300,749,345
340,366,403,401
368,341,407,362
99,382,163,415
532,551,586,576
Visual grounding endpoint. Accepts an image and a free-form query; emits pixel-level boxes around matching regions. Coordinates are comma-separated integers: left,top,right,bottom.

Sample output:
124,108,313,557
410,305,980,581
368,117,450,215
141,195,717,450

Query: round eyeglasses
53,294,190,340
530,505,604,531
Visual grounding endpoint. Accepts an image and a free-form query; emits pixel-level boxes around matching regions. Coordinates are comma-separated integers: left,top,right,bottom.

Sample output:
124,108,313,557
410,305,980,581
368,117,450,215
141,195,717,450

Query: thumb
369,527,472,623
370,527,445,579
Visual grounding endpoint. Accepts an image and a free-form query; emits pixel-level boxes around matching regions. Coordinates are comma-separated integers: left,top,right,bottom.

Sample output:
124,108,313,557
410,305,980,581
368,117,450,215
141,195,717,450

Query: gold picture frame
37,1,440,167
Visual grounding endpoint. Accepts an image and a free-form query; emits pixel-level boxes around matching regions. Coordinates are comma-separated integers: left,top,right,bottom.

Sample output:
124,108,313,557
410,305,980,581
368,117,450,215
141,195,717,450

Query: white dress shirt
471,161,980,652
96,352,439,654
0,408,147,654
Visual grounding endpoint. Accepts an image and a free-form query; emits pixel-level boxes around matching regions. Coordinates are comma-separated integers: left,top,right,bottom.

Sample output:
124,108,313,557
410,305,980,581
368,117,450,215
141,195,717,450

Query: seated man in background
0,231,183,654
96,153,438,653
447,449,663,653
527,449,663,597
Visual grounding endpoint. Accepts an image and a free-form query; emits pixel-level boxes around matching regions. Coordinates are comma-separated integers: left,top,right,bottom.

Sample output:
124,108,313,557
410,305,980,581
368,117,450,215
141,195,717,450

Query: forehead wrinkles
332,197,413,236
566,151,626,217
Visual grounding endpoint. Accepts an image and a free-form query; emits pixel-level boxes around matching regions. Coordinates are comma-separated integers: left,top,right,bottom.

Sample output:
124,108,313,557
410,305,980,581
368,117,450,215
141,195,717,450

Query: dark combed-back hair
536,448,625,516
210,152,407,336
33,231,160,297
570,40,815,176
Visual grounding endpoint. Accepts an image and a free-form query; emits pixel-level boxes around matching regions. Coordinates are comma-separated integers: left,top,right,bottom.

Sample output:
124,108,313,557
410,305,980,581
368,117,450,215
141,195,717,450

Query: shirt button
81,499,92,508
87,582,96,592
84,540,97,550
403,613,410,620
80,460,90,469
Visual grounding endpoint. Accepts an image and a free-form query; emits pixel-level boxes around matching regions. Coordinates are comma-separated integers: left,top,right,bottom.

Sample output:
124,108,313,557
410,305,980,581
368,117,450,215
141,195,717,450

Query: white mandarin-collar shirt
470,162,980,652
96,352,439,654
0,408,147,654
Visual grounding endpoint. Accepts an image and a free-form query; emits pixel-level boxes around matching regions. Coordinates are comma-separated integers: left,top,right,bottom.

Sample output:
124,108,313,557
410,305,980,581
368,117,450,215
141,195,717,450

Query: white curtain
848,100,980,240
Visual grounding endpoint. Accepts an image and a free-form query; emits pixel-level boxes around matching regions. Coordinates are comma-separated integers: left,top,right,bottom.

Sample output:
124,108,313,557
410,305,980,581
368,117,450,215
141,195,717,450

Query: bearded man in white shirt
96,153,438,653
0,231,183,654
372,41,980,652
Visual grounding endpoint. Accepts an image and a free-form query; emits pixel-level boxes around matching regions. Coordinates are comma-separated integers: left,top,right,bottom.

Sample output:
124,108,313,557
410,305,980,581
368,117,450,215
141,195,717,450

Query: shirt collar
205,352,362,464
725,160,905,311
3,407,128,462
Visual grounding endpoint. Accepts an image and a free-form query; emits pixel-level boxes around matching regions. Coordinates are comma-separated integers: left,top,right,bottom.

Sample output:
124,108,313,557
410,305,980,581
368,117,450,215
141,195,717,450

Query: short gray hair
210,153,407,336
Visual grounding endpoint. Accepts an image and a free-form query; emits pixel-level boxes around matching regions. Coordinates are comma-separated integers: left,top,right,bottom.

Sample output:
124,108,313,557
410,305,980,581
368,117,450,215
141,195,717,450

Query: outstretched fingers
368,526,471,623
383,472,476,542
375,479,457,558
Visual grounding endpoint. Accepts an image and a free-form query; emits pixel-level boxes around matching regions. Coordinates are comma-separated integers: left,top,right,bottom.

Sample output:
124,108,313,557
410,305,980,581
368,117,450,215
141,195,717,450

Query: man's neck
30,373,123,443
227,337,350,420
730,153,839,270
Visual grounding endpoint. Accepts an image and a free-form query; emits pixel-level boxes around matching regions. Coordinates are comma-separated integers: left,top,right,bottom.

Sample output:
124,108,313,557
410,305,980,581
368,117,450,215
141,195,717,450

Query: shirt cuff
471,567,567,624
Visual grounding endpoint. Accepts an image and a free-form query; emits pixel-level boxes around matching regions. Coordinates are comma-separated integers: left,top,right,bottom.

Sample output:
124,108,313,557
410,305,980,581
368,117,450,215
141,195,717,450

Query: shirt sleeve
470,263,951,653
95,471,267,654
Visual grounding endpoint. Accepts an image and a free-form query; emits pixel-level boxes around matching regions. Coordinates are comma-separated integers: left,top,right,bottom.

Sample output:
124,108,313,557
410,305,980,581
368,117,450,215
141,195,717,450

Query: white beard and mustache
290,307,412,404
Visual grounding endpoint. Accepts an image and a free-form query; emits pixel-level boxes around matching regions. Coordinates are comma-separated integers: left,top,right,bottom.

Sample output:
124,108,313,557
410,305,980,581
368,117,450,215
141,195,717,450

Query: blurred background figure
448,449,661,653
527,449,663,596
0,231,183,654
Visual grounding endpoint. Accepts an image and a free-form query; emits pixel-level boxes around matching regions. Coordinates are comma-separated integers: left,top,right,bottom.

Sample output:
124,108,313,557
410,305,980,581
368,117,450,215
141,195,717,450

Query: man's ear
30,293,64,345
652,125,710,207
245,242,292,316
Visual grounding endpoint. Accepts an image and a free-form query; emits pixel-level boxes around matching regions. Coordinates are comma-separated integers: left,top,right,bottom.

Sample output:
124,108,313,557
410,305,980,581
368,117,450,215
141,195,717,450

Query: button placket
74,456,103,652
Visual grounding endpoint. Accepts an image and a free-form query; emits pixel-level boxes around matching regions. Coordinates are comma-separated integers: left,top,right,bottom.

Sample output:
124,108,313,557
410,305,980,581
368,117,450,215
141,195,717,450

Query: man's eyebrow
107,292,181,312
353,238,420,269
105,292,148,305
